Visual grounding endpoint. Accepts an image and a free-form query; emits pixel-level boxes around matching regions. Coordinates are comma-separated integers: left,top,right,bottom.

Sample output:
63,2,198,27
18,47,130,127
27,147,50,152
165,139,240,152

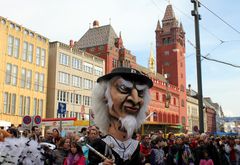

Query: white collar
102,135,139,161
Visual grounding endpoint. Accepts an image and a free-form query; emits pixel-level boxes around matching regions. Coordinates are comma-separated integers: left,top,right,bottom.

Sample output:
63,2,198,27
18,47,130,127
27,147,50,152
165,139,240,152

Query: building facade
0,16,49,125
186,88,199,134
203,98,217,133
204,97,225,132
47,41,105,120
155,4,187,128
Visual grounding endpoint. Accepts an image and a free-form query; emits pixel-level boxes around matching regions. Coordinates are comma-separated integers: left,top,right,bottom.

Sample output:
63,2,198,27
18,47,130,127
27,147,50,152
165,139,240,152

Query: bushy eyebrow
120,78,147,90
120,78,133,88
136,84,148,91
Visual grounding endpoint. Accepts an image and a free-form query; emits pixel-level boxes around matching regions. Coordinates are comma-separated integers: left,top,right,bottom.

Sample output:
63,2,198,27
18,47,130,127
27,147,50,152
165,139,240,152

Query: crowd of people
138,131,240,165
1,67,240,165
0,125,240,165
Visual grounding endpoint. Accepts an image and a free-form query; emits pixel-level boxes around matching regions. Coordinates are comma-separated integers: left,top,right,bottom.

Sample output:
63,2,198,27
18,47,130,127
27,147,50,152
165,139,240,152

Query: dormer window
10,23,15,29
37,35,42,41
16,26,21,31
24,29,29,35
1,19,6,25
29,32,34,37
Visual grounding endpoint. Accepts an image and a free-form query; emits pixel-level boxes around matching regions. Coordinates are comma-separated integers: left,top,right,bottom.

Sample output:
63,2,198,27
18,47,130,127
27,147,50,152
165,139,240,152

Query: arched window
176,115,179,123
159,112,162,122
156,92,159,100
168,114,171,123
163,113,167,123
162,94,166,102
172,114,175,124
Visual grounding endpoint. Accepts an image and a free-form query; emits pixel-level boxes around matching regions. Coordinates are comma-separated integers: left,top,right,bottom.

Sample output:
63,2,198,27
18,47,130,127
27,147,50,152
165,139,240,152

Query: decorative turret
115,32,123,48
155,20,161,32
148,44,156,73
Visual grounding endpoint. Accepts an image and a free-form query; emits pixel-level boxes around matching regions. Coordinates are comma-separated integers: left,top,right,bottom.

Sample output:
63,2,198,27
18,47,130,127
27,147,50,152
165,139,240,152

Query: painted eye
138,90,144,98
118,84,130,94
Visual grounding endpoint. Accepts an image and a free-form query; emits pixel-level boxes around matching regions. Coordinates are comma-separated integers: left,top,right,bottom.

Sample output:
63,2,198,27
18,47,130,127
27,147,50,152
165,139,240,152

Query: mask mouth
124,106,140,114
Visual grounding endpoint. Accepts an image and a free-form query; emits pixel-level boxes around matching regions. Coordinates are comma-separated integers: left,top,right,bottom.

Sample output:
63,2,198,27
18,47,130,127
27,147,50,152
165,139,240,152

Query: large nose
128,88,141,105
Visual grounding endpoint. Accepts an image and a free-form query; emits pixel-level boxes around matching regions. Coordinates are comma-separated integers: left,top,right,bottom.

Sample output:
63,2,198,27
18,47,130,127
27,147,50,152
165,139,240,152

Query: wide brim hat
97,67,153,88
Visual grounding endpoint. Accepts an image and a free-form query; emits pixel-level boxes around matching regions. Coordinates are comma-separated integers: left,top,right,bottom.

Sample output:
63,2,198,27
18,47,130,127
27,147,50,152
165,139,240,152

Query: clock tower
155,4,187,128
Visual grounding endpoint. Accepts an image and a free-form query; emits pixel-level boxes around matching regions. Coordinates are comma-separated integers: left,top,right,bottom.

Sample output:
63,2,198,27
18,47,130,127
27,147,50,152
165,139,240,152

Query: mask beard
119,115,137,138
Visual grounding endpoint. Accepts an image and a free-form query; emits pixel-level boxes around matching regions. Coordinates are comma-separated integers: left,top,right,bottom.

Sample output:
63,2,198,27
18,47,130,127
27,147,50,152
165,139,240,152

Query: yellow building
47,41,105,120
0,16,49,126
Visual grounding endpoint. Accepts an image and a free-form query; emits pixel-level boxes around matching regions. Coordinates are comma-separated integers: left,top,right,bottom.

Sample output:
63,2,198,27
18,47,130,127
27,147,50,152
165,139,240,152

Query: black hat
97,67,153,88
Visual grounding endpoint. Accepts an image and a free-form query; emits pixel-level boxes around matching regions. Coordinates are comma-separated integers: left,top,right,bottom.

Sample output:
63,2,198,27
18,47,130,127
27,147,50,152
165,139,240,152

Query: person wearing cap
88,67,153,165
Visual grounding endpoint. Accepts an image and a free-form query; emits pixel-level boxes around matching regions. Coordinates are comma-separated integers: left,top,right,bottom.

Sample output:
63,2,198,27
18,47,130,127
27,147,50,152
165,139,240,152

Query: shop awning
0,120,11,127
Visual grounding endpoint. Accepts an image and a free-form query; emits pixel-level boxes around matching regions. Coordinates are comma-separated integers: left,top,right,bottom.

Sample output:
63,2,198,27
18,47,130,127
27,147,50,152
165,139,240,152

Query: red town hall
76,4,187,133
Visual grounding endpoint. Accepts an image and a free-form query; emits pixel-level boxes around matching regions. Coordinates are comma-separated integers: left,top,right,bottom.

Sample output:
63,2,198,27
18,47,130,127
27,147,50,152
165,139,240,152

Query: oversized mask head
92,67,153,137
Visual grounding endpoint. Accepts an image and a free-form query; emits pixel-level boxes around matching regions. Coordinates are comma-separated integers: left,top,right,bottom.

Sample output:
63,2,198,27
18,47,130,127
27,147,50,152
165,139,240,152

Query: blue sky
1,0,239,116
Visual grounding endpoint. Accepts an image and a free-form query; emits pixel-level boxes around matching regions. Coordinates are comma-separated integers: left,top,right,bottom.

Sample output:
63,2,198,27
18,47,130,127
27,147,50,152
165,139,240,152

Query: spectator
79,127,87,137
53,138,71,165
52,128,61,145
235,138,240,165
44,129,53,143
140,135,152,164
64,141,86,165
7,127,18,138
0,129,11,142
86,127,99,145
150,137,165,165
199,150,214,165
31,126,41,141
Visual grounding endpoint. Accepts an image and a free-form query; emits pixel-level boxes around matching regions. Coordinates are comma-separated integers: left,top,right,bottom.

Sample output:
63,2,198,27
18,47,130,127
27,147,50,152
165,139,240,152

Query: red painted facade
155,5,187,128
205,107,217,133
148,78,180,126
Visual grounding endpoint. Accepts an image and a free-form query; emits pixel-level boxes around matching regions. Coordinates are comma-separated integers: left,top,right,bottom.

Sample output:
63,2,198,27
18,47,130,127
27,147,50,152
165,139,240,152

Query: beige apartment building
186,88,208,133
47,41,105,120
187,94,199,134
0,16,49,126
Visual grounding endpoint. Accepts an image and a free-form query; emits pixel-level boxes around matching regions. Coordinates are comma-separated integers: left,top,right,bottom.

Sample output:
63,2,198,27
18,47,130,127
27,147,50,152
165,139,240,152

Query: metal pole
89,109,91,126
60,113,62,135
191,0,204,133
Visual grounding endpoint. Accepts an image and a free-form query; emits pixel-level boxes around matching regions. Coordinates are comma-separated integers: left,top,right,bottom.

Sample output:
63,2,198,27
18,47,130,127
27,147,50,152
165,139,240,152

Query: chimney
69,40,74,48
93,20,99,28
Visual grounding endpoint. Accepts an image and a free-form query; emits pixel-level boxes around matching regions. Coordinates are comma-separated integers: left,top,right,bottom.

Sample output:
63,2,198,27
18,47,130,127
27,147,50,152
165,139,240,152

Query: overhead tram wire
201,40,224,60
199,1,240,35
187,39,240,69
201,56,240,68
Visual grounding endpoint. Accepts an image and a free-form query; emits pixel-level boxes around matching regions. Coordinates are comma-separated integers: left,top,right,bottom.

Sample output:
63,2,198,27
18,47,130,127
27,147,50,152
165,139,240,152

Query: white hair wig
91,78,151,135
